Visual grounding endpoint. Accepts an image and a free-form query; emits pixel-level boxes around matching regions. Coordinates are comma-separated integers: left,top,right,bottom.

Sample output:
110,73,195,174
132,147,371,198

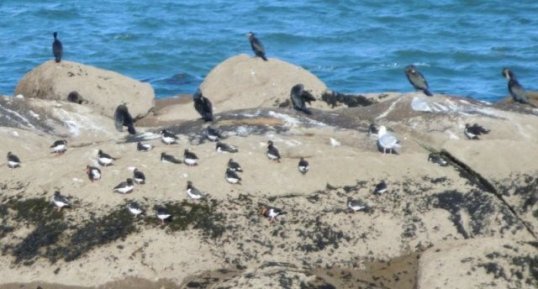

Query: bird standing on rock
113,178,134,194
52,191,70,211
298,157,309,175
160,129,178,145
227,158,243,173
247,32,267,61
216,142,239,153
127,202,144,217
260,206,286,223
464,123,490,140
377,126,400,154
7,152,21,168
161,152,182,164
502,68,534,106
193,89,214,122
405,65,433,96
86,165,101,182
133,168,146,184
225,168,242,184
186,181,205,200
50,140,68,154
137,142,153,152
97,150,116,166
266,141,281,162
155,206,171,225
290,84,315,115
183,149,199,166
52,32,63,63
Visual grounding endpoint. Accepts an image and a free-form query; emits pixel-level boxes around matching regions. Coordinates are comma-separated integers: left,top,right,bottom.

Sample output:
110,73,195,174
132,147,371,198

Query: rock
200,54,327,112
15,60,154,119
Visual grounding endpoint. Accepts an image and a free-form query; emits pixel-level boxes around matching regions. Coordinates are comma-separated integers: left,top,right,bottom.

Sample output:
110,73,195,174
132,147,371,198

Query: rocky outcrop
14,60,154,119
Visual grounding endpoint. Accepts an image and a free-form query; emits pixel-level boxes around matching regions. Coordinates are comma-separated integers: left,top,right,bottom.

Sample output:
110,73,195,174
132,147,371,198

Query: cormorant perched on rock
247,32,267,61
193,89,213,122
405,65,433,96
290,84,316,114
114,103,136,135
52,32,63,63
502,68,534,106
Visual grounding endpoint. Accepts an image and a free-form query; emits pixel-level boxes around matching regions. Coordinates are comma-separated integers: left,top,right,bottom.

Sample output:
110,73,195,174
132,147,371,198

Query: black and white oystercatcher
155,206,171,225
137,142,153,152
97,150,116,167
464,123,490,140
405,64,433,96
266,141,281,162
216,142,238,153
227,158,243,173
225,168,242,184
260,206,286,223
428,153,448,166
127,202,144,217
298,157,309,175
86,165,101,182
373,180,388,195
51,191,70,211
50,140,68,154
205,126,222,142
247,32,267,61
347,197,367,212
186,181,205,200
113,178,134,194
133,168,146,184
160,129,178,145
183,149,199,166
7,152,21,168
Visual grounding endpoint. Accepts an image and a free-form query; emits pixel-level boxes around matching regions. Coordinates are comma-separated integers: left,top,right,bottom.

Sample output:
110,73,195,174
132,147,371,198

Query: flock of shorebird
3,31,533,225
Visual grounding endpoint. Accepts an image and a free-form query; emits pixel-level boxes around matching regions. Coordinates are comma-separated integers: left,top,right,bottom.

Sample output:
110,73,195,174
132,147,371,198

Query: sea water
2,0,538,101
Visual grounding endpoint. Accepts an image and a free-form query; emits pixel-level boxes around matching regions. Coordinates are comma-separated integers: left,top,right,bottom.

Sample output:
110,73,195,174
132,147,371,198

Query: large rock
200,54,327,111
14,60,154,119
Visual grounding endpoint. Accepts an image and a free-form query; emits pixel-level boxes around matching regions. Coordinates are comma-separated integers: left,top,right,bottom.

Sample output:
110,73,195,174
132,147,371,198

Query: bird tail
261,55,268,61
423,89,433,96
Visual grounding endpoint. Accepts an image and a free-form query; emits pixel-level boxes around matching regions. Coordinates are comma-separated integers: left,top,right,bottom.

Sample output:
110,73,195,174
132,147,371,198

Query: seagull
266,140,281,162
160,129,178,145
373,181,388,195
183,149,199,166
347,197,367,212
377,126,400,154
156,206,171,225
51,191,70,211
298,157,309,175
227,158,243,173
133,168,146,184
464,123,490,140
97,150,116,166
216,142,238,153
86,165,101,182
114,103,136,135
186,181,205,200
137,142,153,152
113,178,134,194
225,168,242,184
205,126,223,142
7,152,21,168
50,140,68,154
428,152,448,166
52,32,63,63
160,152,182,164
260,206,286,223
193,89,213,122
127,202,144,217
247,32,267,61
405,64,433,96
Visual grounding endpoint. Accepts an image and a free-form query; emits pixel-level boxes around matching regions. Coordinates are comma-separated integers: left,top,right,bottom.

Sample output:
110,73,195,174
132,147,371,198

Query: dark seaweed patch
296,217,349,253
12,221,67,265
9,197,63,224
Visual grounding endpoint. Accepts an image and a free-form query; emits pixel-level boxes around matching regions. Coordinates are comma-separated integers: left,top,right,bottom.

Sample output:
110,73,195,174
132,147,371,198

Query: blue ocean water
2,1,538,101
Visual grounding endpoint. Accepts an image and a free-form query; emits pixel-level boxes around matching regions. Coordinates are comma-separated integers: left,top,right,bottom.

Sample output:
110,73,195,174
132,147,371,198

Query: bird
50,140,68,154
298,157,309,175
183,149,199,166
405,64,433,96
502,68,534,106
266,141,281,162
51,191,70,211
464,123,490,140
86,165,101,182
373,181,388,195
290,84,316,115
216,142,238,153
186,181,205,200
205,126,223,142
260,206,286,223
114,104,136,135
377,126,401,154
160,129,178,145
225,168,242,184
133,168,146,185
7,152,21,168
193,89,213,122
52,32,63,63
155,206,171,225
127,202,144,217
247,32,267,61
428,153,448,166
137,142,153,152
368,123,379,137
160,152,182,164
347,197,367,212
113,178,134,194
97,150,116,166
227,158,243,173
